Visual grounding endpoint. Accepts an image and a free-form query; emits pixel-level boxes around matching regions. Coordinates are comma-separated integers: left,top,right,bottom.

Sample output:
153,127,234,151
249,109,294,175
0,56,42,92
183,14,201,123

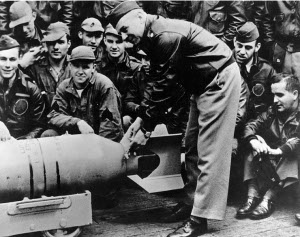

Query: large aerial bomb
0,134,159,203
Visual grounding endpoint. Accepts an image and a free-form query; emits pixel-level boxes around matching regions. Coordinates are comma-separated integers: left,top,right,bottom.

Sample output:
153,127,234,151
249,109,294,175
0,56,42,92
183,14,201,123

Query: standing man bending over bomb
108,1,241,236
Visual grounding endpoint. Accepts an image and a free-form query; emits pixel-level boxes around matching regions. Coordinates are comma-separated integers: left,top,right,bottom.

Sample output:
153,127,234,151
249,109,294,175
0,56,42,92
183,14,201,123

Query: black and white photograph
0,0,300,236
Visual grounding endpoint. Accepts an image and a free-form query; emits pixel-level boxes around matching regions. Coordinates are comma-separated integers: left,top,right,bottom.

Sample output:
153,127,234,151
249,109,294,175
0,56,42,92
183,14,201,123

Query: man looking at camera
47,45,123,142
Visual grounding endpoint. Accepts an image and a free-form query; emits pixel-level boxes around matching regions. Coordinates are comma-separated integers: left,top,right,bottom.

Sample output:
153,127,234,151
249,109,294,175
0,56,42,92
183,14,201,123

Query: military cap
105,24,122,39
42,22,70,42
0,35,20,51
9,2,33,28
107,1,141,28
69,46,95,62
81,18,104,32
236,22,259,43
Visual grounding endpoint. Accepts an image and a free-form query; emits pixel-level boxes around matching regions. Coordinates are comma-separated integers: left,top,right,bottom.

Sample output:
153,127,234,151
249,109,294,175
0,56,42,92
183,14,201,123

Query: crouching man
47,45,123,142
237,73,300,220
0,35,46,141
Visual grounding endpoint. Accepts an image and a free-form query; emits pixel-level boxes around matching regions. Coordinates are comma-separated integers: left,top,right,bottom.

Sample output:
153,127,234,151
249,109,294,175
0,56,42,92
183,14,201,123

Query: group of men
1,1,300,237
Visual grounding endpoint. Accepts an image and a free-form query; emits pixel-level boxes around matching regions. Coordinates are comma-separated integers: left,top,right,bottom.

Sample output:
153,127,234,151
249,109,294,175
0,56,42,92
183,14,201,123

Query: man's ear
293,90,299,100
67,39,71,49
255,42,261,53
78,31,83,39
32,11,37,20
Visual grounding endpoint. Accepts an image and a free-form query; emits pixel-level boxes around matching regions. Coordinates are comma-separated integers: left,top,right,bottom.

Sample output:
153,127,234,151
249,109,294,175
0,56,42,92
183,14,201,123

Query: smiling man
0,35,46,141
234,22,276,119
24,22,72,115
108,2,241,236
237,73,300,220
100,24,142,102
48,45,123,142
78,17,104,71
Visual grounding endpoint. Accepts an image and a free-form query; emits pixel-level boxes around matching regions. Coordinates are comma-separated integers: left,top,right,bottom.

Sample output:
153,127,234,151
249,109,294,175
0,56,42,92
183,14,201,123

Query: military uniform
190,1,247,48
25,57,71,112
48,45,124,142
262,1,300,78
0,70,46,139
9,2,44,56
24,22,72,112
108,2,241,221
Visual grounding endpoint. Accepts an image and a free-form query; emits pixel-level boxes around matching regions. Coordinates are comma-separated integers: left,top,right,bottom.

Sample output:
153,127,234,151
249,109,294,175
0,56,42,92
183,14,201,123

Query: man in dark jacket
24,22,72,114
8,1,47,71
0,35,46,140
237,73,300,220
101,25,143,102
48,45,123,142
234,22,276,121
190,1,247,49
78,17,104,70
108,2,241,236
261,1,300,78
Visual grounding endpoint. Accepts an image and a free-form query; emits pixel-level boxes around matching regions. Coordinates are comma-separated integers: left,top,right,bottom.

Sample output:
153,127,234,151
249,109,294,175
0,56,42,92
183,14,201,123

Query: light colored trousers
184,62,241,220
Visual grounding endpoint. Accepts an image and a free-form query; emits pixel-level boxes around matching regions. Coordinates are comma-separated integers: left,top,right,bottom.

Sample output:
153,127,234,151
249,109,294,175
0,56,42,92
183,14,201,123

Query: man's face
70,60,94,89
116,11,145,46
271,81,298,113
14,15,36,39
79,31,103,52
46,35,70,61
104,34,125,59
0,47,19,81
234,39,260,64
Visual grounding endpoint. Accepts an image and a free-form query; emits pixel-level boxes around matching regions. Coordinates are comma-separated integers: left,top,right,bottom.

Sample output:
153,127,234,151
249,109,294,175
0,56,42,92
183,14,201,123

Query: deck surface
79,180,300,237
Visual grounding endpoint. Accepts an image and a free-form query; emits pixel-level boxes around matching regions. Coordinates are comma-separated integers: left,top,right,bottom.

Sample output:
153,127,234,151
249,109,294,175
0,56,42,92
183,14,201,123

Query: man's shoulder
94,73,115,87
150,16,192,37
257,57,274,69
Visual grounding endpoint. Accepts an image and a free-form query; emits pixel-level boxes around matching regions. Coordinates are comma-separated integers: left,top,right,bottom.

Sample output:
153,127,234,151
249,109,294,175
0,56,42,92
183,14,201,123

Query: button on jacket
0,70,46,139
48,72,124,142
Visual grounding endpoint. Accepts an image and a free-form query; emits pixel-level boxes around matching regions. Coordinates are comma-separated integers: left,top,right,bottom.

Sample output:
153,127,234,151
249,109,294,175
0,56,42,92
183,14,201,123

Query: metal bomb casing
0,134,127,203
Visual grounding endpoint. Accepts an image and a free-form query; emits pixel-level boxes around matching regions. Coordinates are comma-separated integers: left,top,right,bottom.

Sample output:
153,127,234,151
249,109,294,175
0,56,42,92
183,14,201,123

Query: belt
218,55,235,73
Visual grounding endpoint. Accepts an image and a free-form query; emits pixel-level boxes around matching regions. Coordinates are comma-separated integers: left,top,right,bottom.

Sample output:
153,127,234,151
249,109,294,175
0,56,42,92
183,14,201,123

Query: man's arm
222,1,247,48
97,87,124,142
138,32,185,132
123,68,146,118
243,108,273,154
0,121,11,141
48,84,81,132
22,82,46,139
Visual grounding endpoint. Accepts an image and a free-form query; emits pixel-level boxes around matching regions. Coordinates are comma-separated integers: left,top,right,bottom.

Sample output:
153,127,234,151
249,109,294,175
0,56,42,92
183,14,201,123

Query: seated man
24,22,72,112
237,73,300,220
100,24,143,102
234,21,276,120
47,45,123,142
9,2,46,68
0,35,46,140
78,17,104,71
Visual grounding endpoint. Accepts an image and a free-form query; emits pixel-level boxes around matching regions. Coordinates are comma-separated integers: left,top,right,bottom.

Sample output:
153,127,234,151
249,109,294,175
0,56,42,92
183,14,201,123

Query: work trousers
184,62,241,220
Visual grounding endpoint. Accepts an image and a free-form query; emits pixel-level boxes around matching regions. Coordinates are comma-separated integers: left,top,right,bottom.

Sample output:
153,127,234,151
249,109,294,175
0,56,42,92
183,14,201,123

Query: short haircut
272,73,300,94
